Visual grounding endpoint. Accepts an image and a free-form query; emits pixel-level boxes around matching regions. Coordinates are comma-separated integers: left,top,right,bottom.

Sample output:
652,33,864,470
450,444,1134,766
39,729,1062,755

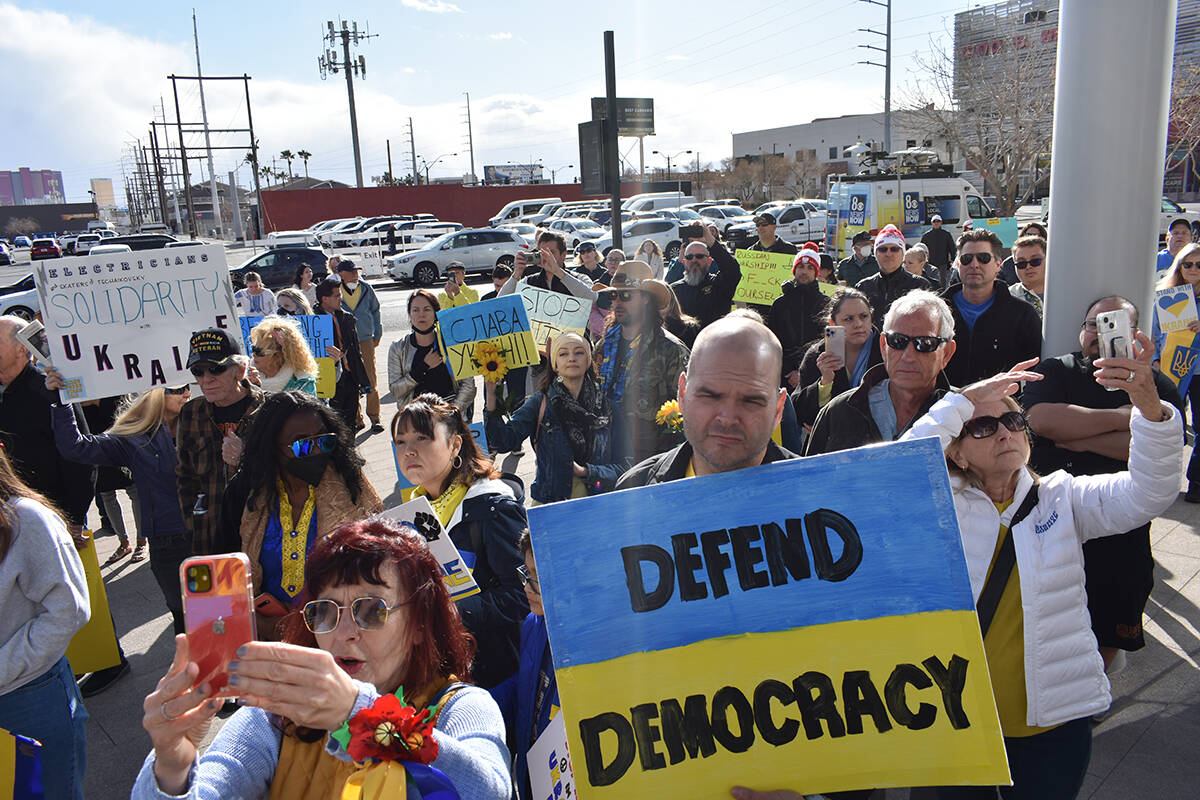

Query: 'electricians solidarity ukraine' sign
528,437,1009,797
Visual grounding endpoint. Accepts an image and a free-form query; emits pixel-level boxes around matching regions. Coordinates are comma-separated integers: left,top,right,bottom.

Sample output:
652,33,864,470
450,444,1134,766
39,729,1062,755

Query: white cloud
401,0,464,14
403,67,417,74
665,54,689,62
488,32,513,41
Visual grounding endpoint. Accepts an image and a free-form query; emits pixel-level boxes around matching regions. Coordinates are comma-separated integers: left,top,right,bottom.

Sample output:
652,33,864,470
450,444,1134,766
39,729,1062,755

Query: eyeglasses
287,433,336,458
959,252,994,265
164,386,189,395
683,253,708,261
962,411,1028,439
1181,260,1200,269
189,362,230,378
884,332,948,353
1014,257,1044,269
876,245,902,254
251,345,280,357
302,596,407,634
517,564,540,595
612,289,636,302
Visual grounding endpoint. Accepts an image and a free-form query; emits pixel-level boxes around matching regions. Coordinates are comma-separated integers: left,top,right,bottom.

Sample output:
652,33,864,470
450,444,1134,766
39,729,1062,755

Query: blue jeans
0,656,88,800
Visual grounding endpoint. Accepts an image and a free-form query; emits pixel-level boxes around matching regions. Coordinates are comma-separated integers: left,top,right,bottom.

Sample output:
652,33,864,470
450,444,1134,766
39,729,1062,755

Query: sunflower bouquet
656,399,684,433
471,341,510,383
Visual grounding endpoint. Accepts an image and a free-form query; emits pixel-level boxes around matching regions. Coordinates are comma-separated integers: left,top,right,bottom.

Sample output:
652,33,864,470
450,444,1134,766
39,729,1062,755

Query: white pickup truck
724,203,826,251
1039,197,1200,246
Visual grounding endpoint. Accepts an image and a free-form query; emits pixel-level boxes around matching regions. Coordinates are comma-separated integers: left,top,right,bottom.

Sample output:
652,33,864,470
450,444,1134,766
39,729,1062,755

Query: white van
622,192,697,213
489,197,561,228
139,223,172,235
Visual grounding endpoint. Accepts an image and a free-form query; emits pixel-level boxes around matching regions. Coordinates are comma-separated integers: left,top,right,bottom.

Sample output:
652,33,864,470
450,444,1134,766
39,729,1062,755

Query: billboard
578,119,608,197
483,164,544,184
590,97,655,136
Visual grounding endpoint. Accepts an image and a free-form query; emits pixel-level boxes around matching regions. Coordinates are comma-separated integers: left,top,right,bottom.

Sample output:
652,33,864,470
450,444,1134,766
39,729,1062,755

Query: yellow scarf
278,480,317,598
412,481,468,528
341,283,363,311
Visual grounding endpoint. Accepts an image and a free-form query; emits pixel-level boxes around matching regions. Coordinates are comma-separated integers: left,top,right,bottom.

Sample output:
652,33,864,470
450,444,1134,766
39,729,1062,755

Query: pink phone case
181,553,256,696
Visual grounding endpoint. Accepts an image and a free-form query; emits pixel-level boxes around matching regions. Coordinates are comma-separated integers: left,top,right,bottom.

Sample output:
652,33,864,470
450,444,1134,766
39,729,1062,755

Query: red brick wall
258,182,646,233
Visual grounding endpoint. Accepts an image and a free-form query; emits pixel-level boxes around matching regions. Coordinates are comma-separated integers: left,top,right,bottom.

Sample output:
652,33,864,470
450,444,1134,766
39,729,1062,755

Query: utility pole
603,31,622,251
463,92,476,185
406,117,417,184
193,10,222,236
858,0,892,154
159,98,182,230
386,138,393,183
319,20,376,188
149,124,170,226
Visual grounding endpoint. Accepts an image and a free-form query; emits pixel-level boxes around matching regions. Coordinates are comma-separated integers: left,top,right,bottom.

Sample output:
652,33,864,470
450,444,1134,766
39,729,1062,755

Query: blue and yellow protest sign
65,532,121,674
239,314,337,399
1162,330,1200,396
436,294,538,380
0,729,42,800
528,437,1009,797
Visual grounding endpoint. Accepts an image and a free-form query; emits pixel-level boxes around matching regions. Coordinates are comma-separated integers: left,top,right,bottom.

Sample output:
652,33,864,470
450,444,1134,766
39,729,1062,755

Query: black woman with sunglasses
218,391,382,636
176,328,264,557
901,349,1182,800
805,290,957,456
136,517,511,800
940,228,1042,387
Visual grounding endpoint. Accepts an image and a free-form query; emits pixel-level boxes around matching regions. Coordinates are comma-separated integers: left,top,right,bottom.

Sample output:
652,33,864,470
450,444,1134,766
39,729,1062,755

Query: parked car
0,281,39,321
725,203,827,251
73,232,102,255
498,222,539,246
656,208,706,225
588,218,684,260
13,236,32,248
0,273,34,297
386,228,524,285
101,234,179,251
30,238,62,260
57,232,81,253
698,205,754,235
97,228,118,239
490,198,561,227
586,208,632,228
538,216,605,249
230,246,330,290
88,244,134,255
165,240,206,248
307,216,364,233
0,242,11,266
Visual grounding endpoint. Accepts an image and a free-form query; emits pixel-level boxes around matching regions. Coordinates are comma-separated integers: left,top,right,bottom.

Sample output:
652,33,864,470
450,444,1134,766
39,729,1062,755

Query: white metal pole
1042,0,1177,355
193,11,222,238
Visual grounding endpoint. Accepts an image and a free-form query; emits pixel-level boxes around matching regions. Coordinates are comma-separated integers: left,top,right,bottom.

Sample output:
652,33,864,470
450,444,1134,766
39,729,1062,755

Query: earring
452,454,463,469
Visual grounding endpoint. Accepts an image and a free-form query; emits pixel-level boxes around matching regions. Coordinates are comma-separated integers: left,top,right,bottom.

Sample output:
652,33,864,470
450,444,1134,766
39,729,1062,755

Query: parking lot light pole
550,164,574,183
422,152,458,184
651,149,692,182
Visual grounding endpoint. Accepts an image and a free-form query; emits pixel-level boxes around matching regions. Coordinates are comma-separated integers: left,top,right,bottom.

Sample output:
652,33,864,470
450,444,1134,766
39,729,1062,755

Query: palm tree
280,150,295,179
259,165,274,187
297,150,312,179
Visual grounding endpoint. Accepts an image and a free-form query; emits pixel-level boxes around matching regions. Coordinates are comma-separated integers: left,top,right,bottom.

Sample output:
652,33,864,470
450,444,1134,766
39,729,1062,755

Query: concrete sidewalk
78,351,1200,798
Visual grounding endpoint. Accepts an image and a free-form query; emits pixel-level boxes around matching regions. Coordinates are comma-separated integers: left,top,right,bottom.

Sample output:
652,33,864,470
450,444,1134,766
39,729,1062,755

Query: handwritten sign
1155,286,1200,334
34,245,237,403
529,712,577,800
437,294,538,379
382,496,480,601
732,250,796,304
528,438,1008,797
240,314,336,398
519,285,592,348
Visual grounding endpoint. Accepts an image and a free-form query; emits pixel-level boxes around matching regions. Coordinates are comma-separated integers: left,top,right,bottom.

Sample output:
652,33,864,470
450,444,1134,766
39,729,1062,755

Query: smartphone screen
181,554,256,695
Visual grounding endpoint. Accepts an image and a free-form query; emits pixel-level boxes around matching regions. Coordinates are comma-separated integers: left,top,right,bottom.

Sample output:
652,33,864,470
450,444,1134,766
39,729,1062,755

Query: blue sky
1,0,973,202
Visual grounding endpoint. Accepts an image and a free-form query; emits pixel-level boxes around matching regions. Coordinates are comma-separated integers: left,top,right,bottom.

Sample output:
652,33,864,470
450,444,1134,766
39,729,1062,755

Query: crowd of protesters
0,206,1194,800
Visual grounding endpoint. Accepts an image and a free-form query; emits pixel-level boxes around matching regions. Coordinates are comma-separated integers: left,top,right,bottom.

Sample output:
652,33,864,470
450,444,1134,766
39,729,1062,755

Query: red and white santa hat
874,224,905,251
793,242,821,272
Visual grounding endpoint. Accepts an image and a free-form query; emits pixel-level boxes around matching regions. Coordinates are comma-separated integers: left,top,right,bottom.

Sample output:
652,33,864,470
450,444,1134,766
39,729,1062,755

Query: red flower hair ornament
344,689,440,765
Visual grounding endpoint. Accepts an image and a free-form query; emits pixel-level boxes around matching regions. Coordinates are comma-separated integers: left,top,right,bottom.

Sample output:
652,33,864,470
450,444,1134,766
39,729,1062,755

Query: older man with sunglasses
670,224,742,329
176,328,263,556
805,289,957,455
854,224,931,328
941,228,1042,387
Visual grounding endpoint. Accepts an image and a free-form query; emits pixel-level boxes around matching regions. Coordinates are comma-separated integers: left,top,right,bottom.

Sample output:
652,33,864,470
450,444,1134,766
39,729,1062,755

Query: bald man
616,314,794,487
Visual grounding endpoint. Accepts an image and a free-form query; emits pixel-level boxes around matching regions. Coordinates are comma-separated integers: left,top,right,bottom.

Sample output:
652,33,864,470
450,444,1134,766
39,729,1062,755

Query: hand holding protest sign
382,496,480,601
519,285,592,348
1154,285,1200,334
732,250,796,305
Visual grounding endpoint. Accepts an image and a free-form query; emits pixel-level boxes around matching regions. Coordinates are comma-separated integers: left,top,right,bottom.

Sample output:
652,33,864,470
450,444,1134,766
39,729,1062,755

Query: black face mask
285,453,331,486
412,323,436,335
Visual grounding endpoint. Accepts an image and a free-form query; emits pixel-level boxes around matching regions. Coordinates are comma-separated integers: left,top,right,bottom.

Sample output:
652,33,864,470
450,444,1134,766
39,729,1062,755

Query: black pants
331,374,360,432
149,534,192,635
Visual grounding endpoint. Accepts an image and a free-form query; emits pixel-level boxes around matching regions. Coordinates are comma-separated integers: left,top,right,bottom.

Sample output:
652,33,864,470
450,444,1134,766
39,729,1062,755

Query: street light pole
422,152,458,184
549,164,574,182
652,149,692,183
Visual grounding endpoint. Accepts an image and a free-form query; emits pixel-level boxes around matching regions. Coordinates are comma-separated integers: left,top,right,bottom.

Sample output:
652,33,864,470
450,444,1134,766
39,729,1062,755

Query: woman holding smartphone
135,517,511,799
792,288,881,428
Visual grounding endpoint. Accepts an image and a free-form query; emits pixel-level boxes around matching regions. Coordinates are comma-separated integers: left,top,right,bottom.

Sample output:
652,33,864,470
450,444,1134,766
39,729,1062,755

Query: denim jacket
485,382,623,503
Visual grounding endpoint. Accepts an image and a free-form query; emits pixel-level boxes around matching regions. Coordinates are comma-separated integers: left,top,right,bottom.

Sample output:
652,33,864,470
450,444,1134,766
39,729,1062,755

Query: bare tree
710,158,765,206
3,217,38,236
900,35,1054,215
1168,60,1200,190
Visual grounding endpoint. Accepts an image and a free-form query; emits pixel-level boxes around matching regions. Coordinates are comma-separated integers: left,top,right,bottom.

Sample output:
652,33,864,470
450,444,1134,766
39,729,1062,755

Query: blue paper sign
435,294,539,380
239,314,334,360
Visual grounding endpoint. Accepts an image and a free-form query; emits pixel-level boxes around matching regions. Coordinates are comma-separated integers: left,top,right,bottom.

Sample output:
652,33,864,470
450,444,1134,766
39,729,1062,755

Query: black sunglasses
683,253,708,261
612,289,636,302
959,252,994,265
1014,257,1044,269
884,332,948,353
302,596,406,634
251,345,279,357
164,386,190,395
876,245,902,254
963,411,1028,439
287,433,336,458
189,362,231,378
1181,260,1200,269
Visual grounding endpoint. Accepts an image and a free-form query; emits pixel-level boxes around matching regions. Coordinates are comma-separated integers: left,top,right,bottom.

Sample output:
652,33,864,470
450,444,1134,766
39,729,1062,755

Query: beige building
90,178,116,208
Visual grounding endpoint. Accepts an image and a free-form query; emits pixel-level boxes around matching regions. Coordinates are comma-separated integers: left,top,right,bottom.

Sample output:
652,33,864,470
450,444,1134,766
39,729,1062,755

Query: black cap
447,261,467,272
852,231,873,245
186,328,241,368
492,263,513,279
753,212,777,226
336,259,359,273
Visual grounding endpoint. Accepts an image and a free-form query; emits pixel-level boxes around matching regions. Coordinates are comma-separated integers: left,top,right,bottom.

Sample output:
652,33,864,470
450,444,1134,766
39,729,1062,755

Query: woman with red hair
134,517,511,799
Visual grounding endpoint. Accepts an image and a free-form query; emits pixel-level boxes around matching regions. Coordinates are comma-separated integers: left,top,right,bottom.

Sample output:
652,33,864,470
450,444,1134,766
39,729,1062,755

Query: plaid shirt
175,386,262,555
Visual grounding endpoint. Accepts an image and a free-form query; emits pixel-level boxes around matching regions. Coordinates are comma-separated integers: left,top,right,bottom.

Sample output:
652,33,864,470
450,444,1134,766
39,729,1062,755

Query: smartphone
679,223,704,239
181,553,256,696
1096,309,1133,392
825,325,846,362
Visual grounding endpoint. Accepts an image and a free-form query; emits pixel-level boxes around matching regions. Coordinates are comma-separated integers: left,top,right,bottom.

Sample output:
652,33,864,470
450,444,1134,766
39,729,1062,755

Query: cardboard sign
528,438,1009,797
436,294,539,379
382,496,480,601
240,314,337,398
529,712,577,800
34,245,238,403
64,533,122,674
0,728,42,800
1154,286,1200,334
519,285,592,349
732,250,796,305
1162,330,1200,396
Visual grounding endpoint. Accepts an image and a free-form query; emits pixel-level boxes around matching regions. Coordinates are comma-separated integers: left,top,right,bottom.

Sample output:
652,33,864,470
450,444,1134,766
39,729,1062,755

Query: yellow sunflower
474,342,509,383
656,399,683,432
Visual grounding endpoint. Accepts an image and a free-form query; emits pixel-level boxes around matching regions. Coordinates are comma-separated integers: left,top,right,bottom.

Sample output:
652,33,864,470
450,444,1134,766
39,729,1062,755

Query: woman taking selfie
134,517,511,799
792,288,881,428
486,332,621,503
394,394,528,688
387,290,476,416
901,343,1182,799
0,447,90,800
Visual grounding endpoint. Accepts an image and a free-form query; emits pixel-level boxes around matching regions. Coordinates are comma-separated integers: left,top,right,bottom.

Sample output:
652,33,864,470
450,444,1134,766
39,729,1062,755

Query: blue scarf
598,325,640,412
850,339,872,387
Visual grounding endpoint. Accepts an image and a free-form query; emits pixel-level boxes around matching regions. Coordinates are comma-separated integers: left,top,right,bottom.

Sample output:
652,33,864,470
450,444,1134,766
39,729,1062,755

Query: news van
825,167,1018,259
